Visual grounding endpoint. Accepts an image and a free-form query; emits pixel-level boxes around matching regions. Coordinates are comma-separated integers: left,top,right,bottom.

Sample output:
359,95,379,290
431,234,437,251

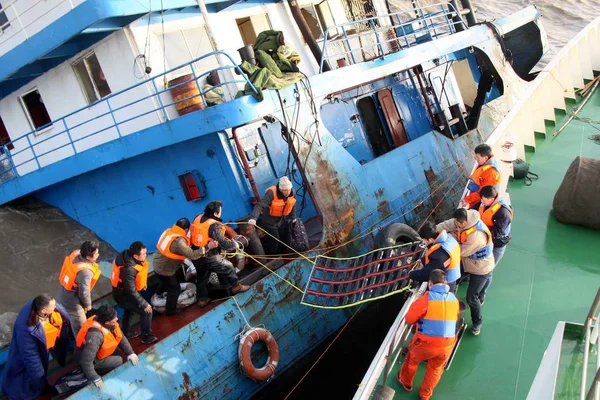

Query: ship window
73,52,112,104
161,26,218,75
0,1,8,32
301,1,336,40
0,116,13,150
20,89,52,131
236,14,272,46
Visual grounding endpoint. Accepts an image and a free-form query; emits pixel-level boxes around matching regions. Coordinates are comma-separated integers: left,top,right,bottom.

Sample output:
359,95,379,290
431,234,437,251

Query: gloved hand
247,219,256,226
207,240,218,250
93,378,103,388
127,353,139,366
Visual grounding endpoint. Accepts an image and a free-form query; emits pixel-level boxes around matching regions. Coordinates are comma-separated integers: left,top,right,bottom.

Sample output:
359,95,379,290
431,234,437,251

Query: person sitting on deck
398,269,459,400
111,241,157,344
410,221,461,292
437,208,495,335
461,144,502,209
475,185,513,302
248,176,297,255
57,240,101,337
2,294,71,400
154,218,218,315
191,201,250,308
74,305,138,389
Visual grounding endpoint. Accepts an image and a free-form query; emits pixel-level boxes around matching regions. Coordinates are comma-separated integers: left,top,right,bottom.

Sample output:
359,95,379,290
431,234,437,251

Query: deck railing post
106,98,122,137
25,134,41,169
152,79,169,121
63,119,78,154
369,19,385,58
341,25,356,65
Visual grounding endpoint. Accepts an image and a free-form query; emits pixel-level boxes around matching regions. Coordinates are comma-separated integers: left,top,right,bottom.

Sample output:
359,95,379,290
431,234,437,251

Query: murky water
0,0,598,354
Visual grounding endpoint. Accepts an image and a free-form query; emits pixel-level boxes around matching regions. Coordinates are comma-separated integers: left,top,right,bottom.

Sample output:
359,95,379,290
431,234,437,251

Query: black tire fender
376,223,420,247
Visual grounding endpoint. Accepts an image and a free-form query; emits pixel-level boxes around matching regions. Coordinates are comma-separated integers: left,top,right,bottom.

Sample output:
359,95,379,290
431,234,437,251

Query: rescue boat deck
384,88,600,399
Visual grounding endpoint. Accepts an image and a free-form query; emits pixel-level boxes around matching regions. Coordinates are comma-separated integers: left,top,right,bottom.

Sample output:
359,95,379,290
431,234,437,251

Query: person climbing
190,201,250,307
410,221,461,292
57,240,101,337
461,144,502,208
248,176,297,255
398,269,459,400
154,218,217,315
437,208,495,335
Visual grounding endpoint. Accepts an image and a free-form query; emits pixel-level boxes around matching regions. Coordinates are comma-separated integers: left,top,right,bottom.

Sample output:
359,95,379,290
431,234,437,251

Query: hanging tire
376,223,420,247
239,327,279,381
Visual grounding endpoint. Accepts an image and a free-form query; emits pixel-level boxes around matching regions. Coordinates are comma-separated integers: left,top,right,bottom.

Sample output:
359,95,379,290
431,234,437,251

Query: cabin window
20,89,52,131
301,1,336,40
0,116,13,150
0,1,8,33
236,14,272,46
73,52,112,104
357,96,391,157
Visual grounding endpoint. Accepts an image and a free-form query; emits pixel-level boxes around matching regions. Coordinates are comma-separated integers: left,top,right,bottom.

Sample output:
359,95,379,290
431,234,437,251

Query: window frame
19,87,53,134
72,52,111,105
0,0,9,34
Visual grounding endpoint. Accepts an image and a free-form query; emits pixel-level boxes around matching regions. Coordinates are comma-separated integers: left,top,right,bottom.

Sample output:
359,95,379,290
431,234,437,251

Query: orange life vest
42,311,63,350
190,214,226,247
76,316,123,360
458,220,493,260
478,198,514,227
58,250,101,292
266,186,296,217
110,259,149,291
156,225,190,261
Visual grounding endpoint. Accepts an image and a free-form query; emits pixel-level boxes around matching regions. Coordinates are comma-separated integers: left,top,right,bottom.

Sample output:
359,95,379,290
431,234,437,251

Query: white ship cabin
0,0,486,191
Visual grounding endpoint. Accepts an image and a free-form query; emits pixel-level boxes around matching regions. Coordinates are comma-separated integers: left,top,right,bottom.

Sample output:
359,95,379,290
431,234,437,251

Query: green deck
384,88,600,399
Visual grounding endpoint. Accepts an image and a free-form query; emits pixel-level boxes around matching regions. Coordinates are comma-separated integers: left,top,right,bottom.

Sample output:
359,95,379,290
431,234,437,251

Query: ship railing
319,3,467,73
353,282,427,400
0,50,258,183
0,0,75,54
583,287,600,400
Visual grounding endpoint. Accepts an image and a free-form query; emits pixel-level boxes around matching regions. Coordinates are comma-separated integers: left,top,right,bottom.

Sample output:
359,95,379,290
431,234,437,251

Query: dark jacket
1,300,71,400
112,250,149,309
250,187,297,228
153,238,207,277
475,202,512,247
195,215,237,264
75,326,134,381
409,246,450,282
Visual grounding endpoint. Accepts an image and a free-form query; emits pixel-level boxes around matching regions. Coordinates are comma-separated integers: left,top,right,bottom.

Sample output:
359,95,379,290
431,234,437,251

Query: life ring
376,223,420,247
239,327,279,381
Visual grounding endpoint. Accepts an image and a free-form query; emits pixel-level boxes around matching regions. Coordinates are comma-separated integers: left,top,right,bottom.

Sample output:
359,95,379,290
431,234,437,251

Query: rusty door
377,88,408,147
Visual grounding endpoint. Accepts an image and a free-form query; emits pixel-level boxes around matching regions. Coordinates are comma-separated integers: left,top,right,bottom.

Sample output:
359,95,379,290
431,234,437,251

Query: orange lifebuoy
239,327,279,381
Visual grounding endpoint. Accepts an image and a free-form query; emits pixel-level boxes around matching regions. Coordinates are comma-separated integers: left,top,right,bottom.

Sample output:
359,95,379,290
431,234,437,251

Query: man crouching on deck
398,269,458,400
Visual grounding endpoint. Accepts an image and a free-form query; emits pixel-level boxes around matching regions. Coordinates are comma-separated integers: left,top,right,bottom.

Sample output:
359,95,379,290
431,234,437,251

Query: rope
283,304,363,400
231,295,252,330
240,249,306,294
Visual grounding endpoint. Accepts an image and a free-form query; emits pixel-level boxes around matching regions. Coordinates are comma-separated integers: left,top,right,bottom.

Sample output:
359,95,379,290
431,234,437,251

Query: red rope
314,250,422,272
310,260,418,285
307,275,410,297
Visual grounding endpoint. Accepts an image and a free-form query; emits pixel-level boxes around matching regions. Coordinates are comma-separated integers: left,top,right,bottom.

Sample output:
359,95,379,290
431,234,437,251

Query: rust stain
374,187,384,198
178,372,199,400
223,386,232,395
377,200,390,216
255,281,264,293
223,310,235,323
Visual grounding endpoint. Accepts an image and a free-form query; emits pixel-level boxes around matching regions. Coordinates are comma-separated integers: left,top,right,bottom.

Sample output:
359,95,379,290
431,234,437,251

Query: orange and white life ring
238,327,279,381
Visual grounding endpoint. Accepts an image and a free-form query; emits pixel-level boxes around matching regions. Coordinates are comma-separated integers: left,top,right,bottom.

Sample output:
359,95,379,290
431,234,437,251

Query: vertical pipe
287,0,331,72
449,0,464,32
232,126,261,202
459,0,477,26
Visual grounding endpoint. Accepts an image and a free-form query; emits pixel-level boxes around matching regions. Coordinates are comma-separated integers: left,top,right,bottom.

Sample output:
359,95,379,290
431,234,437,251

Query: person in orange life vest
154,218,218,315
437,208,495,335
248,176,297,255
2,294,70,400
475,185,513,303
57,240,101,337
75,305,138,389
461,144,502,208
398,269,459,400
409,221,461,292
191,201,250,307
111,241,157,344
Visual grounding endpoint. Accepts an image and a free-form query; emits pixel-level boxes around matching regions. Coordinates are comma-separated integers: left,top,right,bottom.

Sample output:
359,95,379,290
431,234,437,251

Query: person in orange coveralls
461,144,501,208
398,269,459,400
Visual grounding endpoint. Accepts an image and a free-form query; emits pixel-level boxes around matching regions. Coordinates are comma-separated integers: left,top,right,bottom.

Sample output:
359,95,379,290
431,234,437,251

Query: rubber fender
372,384,395,400
376,223,420,247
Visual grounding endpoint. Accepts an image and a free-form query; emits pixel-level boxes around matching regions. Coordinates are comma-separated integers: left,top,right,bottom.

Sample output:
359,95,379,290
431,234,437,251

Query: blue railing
319,3,467,72
0,50,258,183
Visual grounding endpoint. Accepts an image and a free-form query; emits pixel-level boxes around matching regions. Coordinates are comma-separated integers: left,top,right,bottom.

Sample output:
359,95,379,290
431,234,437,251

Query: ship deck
383,88,600,398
